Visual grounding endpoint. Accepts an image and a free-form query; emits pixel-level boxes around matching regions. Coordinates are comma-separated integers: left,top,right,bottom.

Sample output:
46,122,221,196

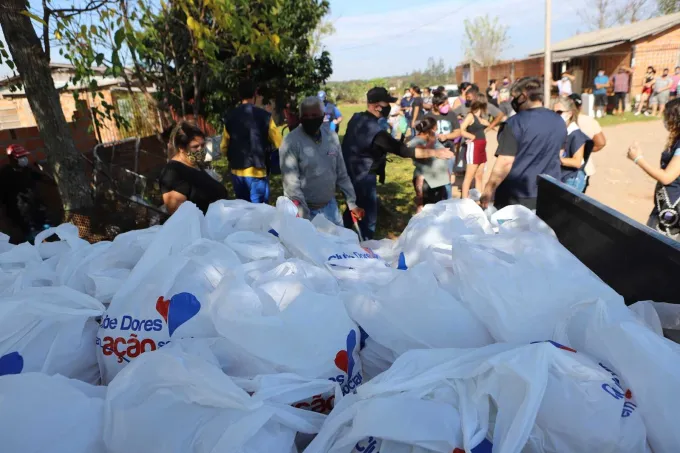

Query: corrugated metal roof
530,12,680,56
0,76,124,96
552,41,626,62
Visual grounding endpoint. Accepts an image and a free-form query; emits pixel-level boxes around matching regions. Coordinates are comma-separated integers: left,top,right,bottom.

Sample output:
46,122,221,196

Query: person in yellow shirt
221,81,282,203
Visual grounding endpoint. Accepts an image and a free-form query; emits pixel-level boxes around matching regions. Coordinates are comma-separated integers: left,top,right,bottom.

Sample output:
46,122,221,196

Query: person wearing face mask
499,76,511,99
453,85,506,129
551,71,576,97
0,145,50,242
159,122,229,215
342,87,454,239
593,68,610,118
409,117,452,211
627,98,680,240
426,93,462,197
279,97,364,225
553,97,594,193
480,77,567,210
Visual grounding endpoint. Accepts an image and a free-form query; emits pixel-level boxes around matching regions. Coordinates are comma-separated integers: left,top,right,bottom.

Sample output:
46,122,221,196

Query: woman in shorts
635,67,656,116
459,95,490,199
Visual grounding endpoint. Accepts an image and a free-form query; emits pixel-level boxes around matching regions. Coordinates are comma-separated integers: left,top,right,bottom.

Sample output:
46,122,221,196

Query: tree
578,0,656,30
463,15,508,69
62,0,333,127
0,0,94,215
308,16,335,57
578,0,616,29
658,0,680,14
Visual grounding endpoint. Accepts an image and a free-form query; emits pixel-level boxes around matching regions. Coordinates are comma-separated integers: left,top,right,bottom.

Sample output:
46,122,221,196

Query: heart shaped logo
334,350,348,373
156,296,170,323
167,292,201,337
0,352,24,376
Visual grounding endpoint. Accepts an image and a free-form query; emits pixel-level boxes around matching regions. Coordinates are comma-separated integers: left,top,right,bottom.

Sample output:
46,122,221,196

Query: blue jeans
563,170,587,193
231,174,270,203
344,174,378,240
310,198,343,226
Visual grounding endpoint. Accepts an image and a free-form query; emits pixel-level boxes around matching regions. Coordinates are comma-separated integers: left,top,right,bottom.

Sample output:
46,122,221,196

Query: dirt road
587,119,665,224
484,119,665,225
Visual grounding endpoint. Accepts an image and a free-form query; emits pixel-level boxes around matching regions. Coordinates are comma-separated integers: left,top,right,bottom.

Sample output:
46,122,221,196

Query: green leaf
20,10,46,25
114,28,126,48
6,61,15,70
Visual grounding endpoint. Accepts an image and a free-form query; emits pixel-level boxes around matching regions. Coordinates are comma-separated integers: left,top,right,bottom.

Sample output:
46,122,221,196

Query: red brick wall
631,24,680,93
0,110,97,168
456,57,545,90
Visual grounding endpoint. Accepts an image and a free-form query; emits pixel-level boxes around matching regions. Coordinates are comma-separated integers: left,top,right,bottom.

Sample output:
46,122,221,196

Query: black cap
367,87,398,104
568,93,582,106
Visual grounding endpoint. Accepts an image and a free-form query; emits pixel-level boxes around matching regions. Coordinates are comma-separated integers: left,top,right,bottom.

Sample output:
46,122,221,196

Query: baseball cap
568,93,582,106
318,91,326,101
6,144,30,158
367,87,397,104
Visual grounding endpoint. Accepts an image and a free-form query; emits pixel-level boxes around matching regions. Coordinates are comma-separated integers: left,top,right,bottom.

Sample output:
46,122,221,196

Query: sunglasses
554,110,564,115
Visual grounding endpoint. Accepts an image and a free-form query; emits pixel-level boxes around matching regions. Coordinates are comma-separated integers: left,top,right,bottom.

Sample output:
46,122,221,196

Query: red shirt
612,73,630,93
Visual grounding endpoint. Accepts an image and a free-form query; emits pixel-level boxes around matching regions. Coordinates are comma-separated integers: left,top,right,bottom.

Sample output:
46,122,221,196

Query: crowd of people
145,75,680,242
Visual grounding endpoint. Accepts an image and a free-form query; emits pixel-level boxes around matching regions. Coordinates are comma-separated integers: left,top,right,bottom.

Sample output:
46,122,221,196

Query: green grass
597,112,661,127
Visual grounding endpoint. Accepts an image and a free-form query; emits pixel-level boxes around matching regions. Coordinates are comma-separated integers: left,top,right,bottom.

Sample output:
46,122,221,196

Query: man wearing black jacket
342,87,453,239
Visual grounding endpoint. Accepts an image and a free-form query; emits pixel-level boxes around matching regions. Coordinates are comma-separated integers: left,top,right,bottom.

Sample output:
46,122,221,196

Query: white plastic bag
210,274,364,395
489,205,556,236
554,298,680,453
103,348,326,453
0,373,105,453
307,342,648,453
273,207,393,284
396,199,493,268
204,199,278,240
225,230,286,262
0,232,12,253
446,231,622,342
97,238,242,384
342,261,493,377
253,258,339,296
0,286,105,383
33,223,89,260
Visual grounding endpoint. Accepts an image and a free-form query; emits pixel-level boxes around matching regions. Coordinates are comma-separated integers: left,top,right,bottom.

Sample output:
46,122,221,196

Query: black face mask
379,105,391,118
465,100,471,108
511,94,526,113
301,117,324,136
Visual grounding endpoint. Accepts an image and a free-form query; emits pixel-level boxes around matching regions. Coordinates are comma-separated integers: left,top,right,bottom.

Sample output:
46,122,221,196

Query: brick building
456,12,680,101
0,63,161,143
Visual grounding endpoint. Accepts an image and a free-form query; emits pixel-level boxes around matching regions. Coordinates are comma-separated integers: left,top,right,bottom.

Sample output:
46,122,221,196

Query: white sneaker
644,111,650,116
634,111,641,116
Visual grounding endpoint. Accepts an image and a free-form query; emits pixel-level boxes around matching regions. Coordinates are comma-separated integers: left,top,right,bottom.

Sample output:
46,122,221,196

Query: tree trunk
0,0,93,217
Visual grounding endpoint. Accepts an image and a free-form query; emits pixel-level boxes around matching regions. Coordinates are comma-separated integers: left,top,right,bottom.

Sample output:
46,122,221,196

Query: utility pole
544,0,552,107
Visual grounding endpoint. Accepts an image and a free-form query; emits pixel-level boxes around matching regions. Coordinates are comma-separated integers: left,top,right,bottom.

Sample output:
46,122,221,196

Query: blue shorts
562,170,587,193
231,175,269,203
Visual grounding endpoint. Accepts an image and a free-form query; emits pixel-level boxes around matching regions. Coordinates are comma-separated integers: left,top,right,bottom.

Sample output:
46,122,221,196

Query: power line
332,3,471,53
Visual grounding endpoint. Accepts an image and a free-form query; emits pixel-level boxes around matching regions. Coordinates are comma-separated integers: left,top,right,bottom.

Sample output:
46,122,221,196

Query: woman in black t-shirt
159,122,229,214
628,98,680,239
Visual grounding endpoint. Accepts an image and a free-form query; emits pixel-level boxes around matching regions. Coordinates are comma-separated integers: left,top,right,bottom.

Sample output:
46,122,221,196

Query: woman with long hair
459,94,490,199
553,97,593,192
409,116,451,212
159,121,228,214
628,98,680,239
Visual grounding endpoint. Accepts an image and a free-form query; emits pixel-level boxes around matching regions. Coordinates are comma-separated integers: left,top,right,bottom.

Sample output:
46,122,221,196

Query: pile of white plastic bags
0,197,679,453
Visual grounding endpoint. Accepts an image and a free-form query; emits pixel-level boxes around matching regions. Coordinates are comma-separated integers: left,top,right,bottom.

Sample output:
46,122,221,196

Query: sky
325,0,584,81
0,0,586,81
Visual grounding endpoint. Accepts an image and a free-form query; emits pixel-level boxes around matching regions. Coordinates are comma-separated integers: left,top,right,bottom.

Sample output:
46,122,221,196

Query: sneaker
634,111,641,116
644,111,650,116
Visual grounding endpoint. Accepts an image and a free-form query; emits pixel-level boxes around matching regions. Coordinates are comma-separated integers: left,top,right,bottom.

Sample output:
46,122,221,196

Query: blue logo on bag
331,329,363,395
156,292,201,336
0,352,23,376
